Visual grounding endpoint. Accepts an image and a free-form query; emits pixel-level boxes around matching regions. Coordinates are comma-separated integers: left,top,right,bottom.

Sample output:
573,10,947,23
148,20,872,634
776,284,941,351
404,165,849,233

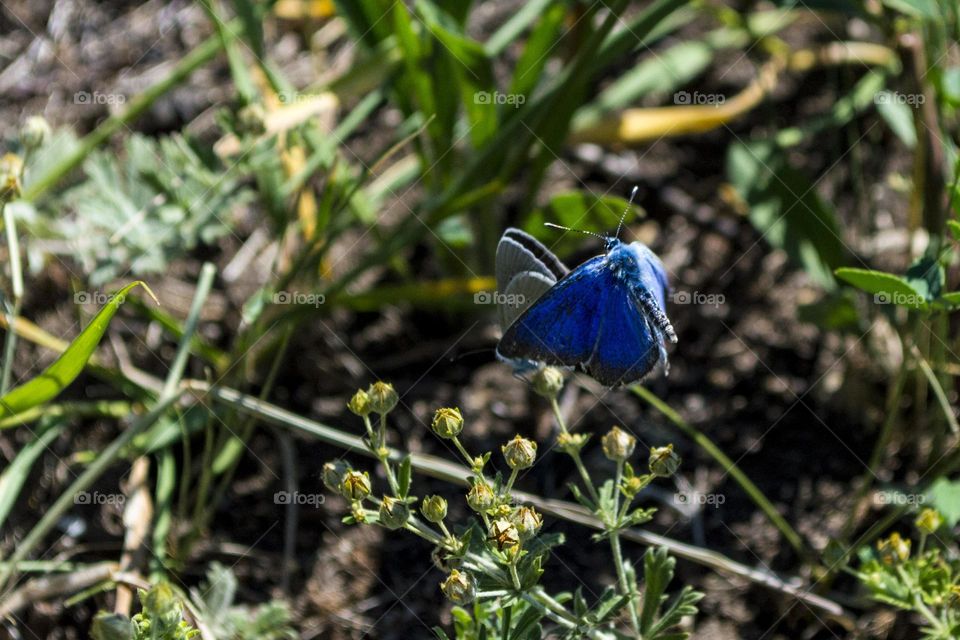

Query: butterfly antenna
615,186,639,239
544,222,606,241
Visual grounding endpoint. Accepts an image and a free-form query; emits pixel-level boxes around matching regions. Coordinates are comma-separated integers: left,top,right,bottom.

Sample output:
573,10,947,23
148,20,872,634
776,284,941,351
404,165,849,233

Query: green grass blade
0,421,63,533
0,281,155,423
0,391,182,587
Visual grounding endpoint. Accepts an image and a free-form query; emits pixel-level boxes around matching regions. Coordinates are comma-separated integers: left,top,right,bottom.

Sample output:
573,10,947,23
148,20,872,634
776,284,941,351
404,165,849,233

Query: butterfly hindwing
585,282,664,386
498,270,557,330
496,229,569,331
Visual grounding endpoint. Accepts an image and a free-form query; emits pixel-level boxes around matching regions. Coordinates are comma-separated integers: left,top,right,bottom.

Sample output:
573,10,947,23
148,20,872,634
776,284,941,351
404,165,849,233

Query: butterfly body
497,235,675,387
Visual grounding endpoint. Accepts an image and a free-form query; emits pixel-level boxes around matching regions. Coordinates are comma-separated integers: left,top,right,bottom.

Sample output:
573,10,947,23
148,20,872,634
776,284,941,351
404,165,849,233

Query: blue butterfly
496,194,676,388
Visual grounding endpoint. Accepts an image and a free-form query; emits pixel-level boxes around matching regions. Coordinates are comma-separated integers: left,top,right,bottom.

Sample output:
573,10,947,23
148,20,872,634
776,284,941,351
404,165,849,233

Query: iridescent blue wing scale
497,255,608,367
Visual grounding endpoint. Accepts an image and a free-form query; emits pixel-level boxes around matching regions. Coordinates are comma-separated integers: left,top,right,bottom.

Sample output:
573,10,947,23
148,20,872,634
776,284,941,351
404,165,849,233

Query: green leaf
0,282,154,423
926,478,960,526
0,420,63,529
875,91,917,148
485,0,554,56
640,547,673,632
398,454,413,497
835,268,927,310
880,0,940,18
904,256,943,301
727,141,846,288
939,292,960,309
507,2,567,99
946,219,960,241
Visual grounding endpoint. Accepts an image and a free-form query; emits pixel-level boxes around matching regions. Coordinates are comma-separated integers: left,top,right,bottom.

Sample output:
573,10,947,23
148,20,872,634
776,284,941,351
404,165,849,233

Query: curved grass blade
0,281,156,424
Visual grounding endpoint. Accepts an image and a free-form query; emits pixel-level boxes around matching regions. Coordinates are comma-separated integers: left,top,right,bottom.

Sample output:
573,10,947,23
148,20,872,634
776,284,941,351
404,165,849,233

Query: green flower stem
610,461,641,635
451,436,476,469
1,199,23,395
631,385,807,558
509,555,522,590
550,398,569,435
362,414,399,495
520,594,576,630
438,520,454,542
503,467,520,496
549,399,599,503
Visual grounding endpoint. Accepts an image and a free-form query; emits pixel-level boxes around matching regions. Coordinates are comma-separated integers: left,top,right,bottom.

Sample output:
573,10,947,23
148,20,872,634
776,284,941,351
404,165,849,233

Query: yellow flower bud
322,460,350,493
510,506,543,541
914,508,943,535
440,569,476,604
367,381,399,414
532,366,565,398
20,116,51,150
466,482,496,513
877,532,910,565
340,470,371,501
421,495,448,523
601,426,636,462
431,407,464,439
487,518,520,551
378,496,410,530
502,435,537,469
347,389,372,417
648,444,680,477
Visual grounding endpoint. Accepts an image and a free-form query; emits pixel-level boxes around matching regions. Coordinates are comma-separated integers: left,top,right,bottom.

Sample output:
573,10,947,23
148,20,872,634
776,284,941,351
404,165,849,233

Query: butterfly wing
496,229,568,330
498,253,669,387
585,284,666,386
497,255,608,367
